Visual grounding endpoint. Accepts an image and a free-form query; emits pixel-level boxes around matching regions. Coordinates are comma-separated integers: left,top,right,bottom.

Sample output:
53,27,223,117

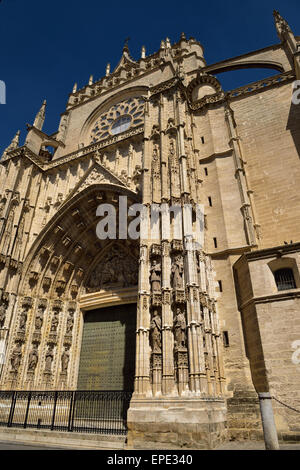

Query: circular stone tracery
90,97,144,144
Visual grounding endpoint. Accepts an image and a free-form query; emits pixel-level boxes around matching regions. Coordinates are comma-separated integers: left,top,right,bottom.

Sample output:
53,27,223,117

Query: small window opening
274,268,296,291
213,237,217,248
223,331,229,348
208,196,212,207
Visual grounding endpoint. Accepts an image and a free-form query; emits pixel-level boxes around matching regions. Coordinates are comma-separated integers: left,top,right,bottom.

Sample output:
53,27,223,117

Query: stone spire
11,130,20,148
273,10,292,41
1,130,20,160
88,75,93,86
273,10,298,57
112,39,137,74
33,100,46,131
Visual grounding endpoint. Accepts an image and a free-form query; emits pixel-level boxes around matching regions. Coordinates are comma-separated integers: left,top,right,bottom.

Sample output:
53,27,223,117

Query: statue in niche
28,343,39,371
50,311,59,332
150,259,161,292
35,308,44,330
174,307,187,349
45,344,54,373
10,342,22,371
171,255,184,289
150,309,162,353
132,165,142,192
66,311,74,335
0,304,6,327
19,309,28,331
61,346,70,373
0,197,6,217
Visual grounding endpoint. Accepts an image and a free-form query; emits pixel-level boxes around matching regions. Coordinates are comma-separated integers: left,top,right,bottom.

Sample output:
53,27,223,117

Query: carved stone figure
28,343,39,371
150,309,162,353
0,197,6,217
10,342,22,371
35,308,44,330
66,311,74,335
50,311,59,332
19,309,28,331
0,304,6,327
61,346,70,373
171,255,184,289
150,259,161,292
132,165,142,192
174,308,187,349
45,344,54,373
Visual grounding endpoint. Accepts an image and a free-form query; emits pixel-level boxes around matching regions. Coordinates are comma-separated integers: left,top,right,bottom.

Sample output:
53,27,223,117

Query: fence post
51,391,58,431
68,391,75,432
7,391,16,427
23,392,32,429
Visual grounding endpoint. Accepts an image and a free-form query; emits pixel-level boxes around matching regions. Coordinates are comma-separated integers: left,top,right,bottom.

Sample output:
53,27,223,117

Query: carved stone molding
151,292,162,307
171,240,183,253
150,244,161,258
173,289,185,304
22,297,32,309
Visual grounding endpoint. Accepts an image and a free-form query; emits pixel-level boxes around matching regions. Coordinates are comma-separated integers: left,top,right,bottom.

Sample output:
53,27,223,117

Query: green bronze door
77,303,137,391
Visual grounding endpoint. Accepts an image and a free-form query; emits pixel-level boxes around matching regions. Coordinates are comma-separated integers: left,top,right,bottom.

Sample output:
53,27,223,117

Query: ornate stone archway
0,184,140,391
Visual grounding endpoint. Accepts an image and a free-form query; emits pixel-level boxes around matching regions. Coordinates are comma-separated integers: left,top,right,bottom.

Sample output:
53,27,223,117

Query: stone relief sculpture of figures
35,308,44,330
45,344,54,373
87,245,138,292
10,342,22,371
150,259,161,292
61,346,70,373
19,309,28,331
174,307,187,350
171,255,184,289
50,311,59,332
0,304,6,327
28,343,39,371
150,309,162,353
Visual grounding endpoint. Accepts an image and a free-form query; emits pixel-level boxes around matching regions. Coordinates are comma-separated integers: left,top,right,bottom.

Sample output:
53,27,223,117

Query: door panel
77,303,137,391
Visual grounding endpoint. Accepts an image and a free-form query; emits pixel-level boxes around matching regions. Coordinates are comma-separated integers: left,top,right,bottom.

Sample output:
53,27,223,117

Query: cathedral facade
0,11,299,448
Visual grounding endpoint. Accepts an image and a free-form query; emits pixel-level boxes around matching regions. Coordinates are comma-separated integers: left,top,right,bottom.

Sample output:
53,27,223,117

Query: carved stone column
161,241,176,395
134,241,152,397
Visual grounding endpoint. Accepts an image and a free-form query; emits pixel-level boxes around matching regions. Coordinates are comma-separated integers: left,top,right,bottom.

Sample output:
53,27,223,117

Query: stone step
0,427,127,450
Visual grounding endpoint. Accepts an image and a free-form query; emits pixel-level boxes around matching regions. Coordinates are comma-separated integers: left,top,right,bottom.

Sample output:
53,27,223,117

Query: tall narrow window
274,268,296,291
213,237,217,248
204,167,208,176
223,331,229,348
208,196,212,207
201,136,205,144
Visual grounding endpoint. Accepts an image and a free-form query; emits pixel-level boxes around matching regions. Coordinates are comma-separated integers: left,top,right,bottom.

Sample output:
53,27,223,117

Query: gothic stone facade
0,11,300,448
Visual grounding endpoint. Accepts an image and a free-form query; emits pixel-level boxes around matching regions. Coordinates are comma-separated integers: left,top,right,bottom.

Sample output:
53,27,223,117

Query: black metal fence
0,390,132,435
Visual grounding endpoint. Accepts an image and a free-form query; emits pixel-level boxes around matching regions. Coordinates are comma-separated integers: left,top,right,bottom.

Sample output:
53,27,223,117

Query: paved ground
0,440,299,450
0,440,66,450
215,441,300,450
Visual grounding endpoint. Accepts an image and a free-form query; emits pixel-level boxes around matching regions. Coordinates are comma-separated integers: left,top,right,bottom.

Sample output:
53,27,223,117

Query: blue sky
0,0,299,154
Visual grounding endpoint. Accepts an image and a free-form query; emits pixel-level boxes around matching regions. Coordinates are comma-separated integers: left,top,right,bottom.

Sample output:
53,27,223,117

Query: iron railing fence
0,390,132,435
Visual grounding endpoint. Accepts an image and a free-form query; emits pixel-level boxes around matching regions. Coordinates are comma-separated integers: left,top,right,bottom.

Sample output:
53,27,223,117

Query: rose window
90,97,144,144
